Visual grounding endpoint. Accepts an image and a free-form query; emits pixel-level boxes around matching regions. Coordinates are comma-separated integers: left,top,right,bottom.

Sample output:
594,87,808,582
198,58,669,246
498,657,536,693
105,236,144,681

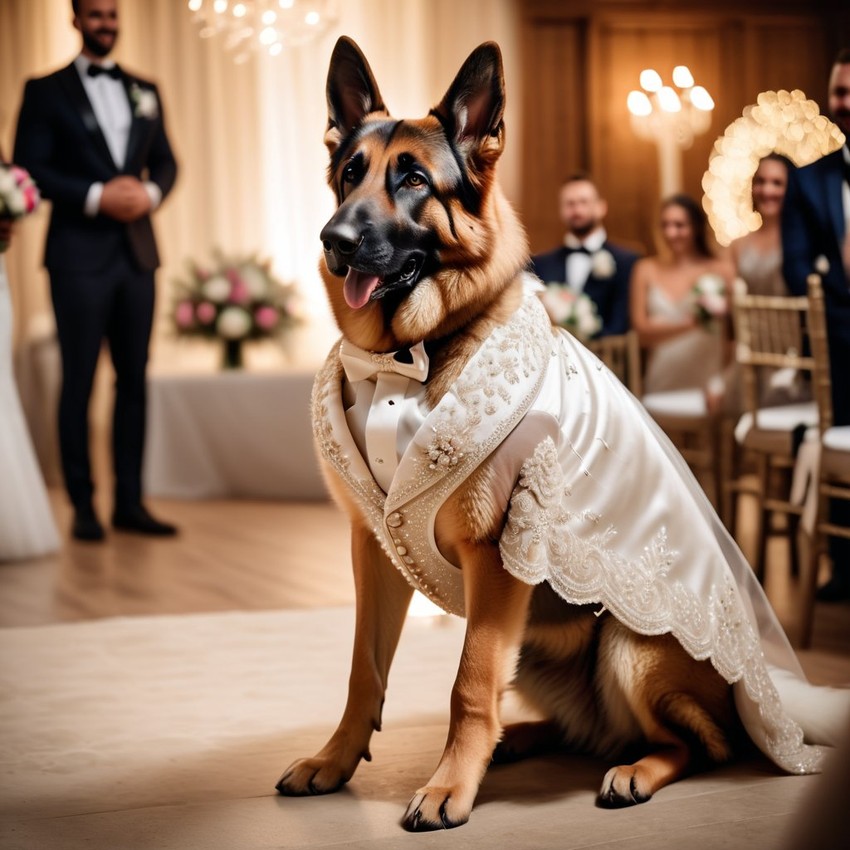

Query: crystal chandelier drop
187,0,337,61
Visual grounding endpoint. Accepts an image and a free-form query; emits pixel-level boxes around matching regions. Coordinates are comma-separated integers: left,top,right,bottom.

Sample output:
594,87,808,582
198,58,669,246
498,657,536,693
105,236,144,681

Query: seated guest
630,194,734,407
532,174,640,337
729,153,793,297
729,153,804,407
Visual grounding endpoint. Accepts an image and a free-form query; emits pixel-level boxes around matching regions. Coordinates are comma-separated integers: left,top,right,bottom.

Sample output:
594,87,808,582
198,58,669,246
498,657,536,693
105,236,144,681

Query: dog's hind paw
401,787,473,831
276,757,351,797
596,766,652,809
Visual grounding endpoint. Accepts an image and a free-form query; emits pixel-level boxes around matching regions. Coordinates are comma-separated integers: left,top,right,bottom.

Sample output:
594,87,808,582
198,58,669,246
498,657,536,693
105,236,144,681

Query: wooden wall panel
518,1,850,257
520,19,587,251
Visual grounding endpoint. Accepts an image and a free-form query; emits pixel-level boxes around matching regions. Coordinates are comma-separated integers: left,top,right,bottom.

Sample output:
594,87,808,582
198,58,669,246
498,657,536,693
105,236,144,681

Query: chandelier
187,0,337,61
626,66,715,196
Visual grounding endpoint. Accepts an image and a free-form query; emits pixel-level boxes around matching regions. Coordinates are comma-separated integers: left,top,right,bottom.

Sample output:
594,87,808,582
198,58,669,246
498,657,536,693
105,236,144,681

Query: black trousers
828,333,850,580
49,253,154,512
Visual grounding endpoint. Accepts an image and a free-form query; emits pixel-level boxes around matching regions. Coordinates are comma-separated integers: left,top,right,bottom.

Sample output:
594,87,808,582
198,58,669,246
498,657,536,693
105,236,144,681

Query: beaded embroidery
312,279,828,776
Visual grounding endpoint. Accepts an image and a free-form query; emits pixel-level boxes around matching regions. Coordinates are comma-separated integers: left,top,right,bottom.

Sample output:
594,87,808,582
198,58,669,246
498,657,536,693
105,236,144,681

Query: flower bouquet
691,273,728,331
539,284,602,341
0,164,40,252
171,252,301,369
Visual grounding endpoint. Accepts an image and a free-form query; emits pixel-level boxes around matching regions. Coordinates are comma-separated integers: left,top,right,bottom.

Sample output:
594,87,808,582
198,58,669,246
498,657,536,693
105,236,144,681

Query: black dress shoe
112,505,178,537
72,507,105,542
815,577,850,603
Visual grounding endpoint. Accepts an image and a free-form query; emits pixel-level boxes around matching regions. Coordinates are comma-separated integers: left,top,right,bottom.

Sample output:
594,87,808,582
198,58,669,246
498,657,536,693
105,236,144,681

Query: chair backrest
587,330,643,396
806,275,833,434
731,277,825,425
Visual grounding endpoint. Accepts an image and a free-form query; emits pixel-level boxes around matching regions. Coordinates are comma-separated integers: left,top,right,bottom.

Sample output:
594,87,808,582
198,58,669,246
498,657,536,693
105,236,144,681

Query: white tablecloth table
143,367,328,500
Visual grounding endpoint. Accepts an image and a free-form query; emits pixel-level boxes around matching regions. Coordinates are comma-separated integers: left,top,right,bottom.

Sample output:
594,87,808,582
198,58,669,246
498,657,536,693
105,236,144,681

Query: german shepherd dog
276,37,738,831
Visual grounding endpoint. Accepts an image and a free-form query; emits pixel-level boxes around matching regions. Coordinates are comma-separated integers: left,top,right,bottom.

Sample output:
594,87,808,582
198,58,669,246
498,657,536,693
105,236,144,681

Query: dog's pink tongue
343,269,381,310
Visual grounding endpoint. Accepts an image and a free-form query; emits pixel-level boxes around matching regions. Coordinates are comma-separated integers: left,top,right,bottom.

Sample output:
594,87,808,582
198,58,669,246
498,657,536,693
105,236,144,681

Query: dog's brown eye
343,165,356,183
405,173,424,188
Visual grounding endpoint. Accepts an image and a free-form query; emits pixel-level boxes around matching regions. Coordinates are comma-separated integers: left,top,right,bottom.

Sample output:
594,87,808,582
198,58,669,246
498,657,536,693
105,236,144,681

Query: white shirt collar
564,227,607,252
74,54,118,77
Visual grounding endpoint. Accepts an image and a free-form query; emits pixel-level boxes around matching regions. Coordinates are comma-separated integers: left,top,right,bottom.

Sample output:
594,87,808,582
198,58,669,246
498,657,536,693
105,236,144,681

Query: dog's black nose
320,221,363,259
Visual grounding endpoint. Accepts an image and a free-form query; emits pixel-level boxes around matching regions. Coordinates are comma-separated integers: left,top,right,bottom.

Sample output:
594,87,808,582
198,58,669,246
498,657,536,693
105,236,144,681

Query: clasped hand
100,176,151,222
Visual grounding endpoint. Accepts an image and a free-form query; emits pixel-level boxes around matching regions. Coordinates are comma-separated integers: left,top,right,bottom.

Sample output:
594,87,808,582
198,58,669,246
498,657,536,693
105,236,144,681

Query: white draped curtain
0,0,522,363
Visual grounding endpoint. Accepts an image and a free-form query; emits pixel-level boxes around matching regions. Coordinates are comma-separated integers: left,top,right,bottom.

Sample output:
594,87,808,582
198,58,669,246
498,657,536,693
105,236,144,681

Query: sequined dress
312,280,848,775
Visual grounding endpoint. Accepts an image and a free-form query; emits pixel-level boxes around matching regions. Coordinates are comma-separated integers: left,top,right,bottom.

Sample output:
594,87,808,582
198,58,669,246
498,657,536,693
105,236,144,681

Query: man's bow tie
569,245,591,255
340,339,430,383
87,64,121,80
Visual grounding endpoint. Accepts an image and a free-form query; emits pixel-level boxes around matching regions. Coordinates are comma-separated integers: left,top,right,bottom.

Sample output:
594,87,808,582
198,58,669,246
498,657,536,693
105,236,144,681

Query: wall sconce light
627,66,715,196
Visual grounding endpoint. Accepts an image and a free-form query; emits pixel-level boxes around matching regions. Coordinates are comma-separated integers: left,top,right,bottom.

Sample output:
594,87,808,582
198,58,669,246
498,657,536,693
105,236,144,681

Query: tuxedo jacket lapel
121,74,146,171
56,64,118,170
823,152,846,249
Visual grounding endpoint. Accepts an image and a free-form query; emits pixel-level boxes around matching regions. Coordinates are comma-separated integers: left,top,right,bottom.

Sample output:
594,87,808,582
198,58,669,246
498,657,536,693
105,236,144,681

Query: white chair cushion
823,426,850,452
734,401,818,445
642,388,707,417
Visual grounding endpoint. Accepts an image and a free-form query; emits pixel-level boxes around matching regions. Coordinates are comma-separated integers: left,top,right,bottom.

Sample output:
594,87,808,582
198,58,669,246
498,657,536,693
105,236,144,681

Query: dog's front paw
276,757,353,797
401,785,475,831
597,765,652,809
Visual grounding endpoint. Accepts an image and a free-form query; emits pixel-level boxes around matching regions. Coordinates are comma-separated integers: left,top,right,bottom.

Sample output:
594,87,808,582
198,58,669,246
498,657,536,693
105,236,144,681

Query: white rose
695,273,725,296
0,171,15,194
202,274,231,303
540,286,574,325
574,295,601,337
591,249,616,279
6,190,24,217
814,255,830,275
240,264,269,299
216,306,251,340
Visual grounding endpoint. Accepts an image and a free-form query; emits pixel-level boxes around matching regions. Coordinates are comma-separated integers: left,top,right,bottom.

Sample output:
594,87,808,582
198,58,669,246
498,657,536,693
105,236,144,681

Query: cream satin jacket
312,281,848,776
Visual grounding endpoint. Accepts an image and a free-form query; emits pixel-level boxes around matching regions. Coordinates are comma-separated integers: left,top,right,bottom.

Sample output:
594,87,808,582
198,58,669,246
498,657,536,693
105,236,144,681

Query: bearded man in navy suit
531,174,640,338
782,48,850,600
14,0,178,541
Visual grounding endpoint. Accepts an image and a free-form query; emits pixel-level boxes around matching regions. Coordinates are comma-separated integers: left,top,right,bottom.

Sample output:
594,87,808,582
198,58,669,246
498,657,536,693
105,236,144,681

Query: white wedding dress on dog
312,277,849,775
0,256,59,561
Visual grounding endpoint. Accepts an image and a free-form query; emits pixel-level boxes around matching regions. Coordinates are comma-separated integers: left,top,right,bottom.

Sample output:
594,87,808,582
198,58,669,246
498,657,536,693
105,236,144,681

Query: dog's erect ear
433,42,505,167
325,36,387,155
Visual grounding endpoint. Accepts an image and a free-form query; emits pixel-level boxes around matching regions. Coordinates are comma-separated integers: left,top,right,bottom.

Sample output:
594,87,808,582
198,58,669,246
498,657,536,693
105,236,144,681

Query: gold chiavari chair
586,330,643,396
800,275,850,647
728,279,820,582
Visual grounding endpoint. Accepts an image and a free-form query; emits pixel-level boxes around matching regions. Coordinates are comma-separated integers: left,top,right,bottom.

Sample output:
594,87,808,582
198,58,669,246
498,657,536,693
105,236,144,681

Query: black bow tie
569,245,591,255
87,64,121,80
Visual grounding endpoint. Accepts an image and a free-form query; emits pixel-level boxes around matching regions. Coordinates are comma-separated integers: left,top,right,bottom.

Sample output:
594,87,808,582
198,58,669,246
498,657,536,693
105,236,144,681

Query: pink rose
196,301,216,324
254,305,279,330
226,269,250,305
175,300,195,329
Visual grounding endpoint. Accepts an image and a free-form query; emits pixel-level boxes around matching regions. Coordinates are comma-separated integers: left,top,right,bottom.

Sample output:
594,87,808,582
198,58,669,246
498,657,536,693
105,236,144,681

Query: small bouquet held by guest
691,273,728,331
171,252,302,368
539,283,602,341
0,164,40,252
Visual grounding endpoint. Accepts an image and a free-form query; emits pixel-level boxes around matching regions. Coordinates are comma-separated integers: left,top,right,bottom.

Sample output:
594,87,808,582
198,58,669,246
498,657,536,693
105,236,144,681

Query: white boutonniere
814,255,830,275
130,83,159,119
590,248,616,279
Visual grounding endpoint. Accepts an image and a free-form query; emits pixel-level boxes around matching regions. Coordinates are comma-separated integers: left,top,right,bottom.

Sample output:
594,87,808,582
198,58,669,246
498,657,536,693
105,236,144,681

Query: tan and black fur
276,37,739,831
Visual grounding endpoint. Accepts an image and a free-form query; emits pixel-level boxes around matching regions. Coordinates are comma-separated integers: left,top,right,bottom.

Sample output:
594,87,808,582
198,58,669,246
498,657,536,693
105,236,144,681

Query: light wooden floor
1,487,849,682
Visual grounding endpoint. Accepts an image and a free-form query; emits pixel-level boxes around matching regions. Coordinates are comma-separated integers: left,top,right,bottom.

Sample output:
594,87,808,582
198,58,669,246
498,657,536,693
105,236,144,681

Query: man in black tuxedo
782,48,850,600
14,0,178,541
531,174,640,337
